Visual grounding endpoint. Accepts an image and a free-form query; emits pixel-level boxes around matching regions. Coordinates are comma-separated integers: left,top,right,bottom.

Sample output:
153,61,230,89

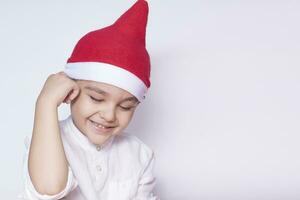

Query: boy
20,1,158,199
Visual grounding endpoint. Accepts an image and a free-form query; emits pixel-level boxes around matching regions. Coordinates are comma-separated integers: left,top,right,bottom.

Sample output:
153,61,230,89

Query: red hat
64,0,150,102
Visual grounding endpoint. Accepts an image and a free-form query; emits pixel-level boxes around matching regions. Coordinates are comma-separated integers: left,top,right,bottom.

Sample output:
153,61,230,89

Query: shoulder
113,133,154,164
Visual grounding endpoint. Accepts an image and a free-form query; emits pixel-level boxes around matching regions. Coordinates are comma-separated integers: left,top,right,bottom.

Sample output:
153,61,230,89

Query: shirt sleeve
19,136,78,200
134,151,160,200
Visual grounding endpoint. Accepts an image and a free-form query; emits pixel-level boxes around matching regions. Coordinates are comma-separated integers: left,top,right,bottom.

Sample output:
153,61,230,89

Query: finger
68,85,80,102
67,91,78,103
63,90,72,103
70,88,80,101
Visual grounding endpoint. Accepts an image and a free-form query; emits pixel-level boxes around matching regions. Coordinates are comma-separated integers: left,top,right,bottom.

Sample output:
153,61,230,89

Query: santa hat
64,0,151,102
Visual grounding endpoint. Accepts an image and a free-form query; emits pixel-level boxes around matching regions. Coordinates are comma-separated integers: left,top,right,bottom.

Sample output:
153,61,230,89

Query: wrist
36,95,58,108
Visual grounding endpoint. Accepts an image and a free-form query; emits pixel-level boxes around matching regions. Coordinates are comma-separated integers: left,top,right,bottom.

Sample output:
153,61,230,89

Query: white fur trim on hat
64,62,147,102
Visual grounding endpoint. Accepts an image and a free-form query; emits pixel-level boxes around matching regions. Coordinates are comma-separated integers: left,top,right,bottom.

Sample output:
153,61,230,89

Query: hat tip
137,0,148,5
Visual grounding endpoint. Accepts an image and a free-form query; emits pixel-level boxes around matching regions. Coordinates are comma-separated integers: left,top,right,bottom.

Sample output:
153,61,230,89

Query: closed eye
90,96,135,110
119,106,132,111
90,96,104,102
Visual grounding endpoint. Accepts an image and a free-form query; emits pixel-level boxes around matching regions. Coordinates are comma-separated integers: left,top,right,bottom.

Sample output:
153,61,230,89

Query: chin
87,133,112,145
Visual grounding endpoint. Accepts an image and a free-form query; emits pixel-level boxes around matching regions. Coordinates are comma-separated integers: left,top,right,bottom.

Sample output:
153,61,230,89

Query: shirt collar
65,115,115,153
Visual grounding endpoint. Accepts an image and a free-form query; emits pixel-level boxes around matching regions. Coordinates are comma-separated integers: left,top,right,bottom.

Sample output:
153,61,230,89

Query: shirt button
96,145,101,151
96,165,102,172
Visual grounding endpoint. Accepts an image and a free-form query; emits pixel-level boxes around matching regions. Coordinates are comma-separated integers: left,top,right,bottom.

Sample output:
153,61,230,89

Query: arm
28,98,68,195
28,72,80,195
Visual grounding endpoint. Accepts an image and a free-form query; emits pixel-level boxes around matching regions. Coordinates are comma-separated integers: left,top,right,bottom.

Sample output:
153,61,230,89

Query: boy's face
70,80,140,146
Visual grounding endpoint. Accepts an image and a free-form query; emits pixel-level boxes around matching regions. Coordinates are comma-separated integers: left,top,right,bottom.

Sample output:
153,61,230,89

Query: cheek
71,97,94,116
117,111,135,127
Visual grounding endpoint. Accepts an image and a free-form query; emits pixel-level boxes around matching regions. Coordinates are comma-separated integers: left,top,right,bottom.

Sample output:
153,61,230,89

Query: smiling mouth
89,119,116,134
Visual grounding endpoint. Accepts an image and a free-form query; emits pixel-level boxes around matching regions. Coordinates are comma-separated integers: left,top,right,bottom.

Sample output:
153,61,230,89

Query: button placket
92,144,109,190
94,161,104,183
94,160,108,191
94,145,104,174
93,154,107,182
96,164,102,172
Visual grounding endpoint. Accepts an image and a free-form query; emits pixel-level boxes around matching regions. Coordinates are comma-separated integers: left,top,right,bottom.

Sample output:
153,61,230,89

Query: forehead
77,80,139,102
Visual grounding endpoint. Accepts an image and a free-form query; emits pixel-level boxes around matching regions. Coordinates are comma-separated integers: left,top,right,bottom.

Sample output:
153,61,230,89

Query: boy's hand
37,71,80,107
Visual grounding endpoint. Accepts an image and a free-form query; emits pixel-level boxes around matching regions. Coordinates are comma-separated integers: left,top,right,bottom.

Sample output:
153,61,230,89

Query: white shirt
19,115,158,200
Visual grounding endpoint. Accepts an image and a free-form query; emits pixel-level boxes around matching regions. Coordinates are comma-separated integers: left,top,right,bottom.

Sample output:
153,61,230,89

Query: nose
99,106,116,123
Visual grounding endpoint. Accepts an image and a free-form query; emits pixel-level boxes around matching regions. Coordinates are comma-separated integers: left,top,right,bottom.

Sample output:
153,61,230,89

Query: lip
88,119,115,135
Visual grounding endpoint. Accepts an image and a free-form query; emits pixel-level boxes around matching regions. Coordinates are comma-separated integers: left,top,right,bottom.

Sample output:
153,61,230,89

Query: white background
1,0,300,199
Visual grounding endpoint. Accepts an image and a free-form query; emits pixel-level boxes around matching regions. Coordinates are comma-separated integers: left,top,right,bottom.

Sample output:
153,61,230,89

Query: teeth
97,124,105,128
92,121,107,129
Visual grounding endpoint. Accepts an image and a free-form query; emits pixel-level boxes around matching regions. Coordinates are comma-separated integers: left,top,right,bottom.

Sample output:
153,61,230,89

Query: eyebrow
85,86,107,95
84,86,139,103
